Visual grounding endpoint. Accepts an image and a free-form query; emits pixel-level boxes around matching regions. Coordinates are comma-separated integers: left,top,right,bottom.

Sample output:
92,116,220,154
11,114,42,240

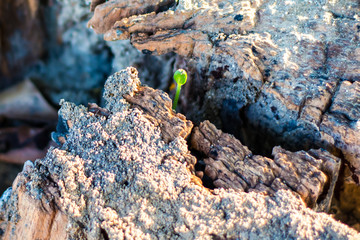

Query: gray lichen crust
103,67,140,112
2,68,359,239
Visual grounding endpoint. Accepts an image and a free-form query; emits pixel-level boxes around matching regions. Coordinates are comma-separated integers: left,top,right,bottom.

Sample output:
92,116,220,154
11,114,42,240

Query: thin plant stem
173,84,181,111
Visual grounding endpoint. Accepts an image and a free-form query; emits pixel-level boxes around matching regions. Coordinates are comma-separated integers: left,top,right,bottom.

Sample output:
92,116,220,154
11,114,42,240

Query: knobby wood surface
1,68,358,239
88,0,360,182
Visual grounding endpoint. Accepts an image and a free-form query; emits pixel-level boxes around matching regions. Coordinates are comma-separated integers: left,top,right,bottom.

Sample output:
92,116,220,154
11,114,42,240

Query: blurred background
0,0,175,194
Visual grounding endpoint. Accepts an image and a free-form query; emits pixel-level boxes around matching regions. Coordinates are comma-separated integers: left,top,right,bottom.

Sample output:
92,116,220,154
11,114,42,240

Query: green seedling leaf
174,69,187,86
172,69,187,111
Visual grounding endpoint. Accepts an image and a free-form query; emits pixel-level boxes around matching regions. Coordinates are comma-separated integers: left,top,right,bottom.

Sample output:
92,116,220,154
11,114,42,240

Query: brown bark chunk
191,120,340,211
124,86,193,144
1,170,69,240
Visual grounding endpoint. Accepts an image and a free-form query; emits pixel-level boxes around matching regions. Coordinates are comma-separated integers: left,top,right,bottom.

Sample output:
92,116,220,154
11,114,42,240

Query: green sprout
172,69,187,111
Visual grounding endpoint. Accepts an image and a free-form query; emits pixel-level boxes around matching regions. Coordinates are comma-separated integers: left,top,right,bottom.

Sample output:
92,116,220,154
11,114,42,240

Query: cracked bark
88,0,360,182
1,68,357,238
191,120,340,212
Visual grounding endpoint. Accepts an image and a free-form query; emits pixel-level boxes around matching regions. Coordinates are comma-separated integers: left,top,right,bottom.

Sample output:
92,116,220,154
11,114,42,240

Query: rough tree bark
1,68,359,239
191,120,341,212
87,0,360,183
1,0,360,238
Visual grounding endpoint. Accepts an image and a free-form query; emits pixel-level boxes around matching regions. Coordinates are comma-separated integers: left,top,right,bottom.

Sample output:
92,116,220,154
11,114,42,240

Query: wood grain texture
191,120,341,211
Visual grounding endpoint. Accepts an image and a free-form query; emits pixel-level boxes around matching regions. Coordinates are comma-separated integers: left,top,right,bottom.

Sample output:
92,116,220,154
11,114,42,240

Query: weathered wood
124,86,196,172
1,164,68,240
1,68,359,239
334,170,360,231
124,86,193,144
88,0,360,182
88,0,177,34
191,120,341,211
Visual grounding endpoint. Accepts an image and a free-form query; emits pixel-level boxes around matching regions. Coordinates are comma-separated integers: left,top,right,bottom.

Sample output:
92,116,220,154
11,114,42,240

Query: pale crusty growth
88,0,360,181
1,68,359,239
103,66,140,112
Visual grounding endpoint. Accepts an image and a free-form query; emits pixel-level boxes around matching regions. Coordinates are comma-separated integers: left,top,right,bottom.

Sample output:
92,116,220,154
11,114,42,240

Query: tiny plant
172,69,187,111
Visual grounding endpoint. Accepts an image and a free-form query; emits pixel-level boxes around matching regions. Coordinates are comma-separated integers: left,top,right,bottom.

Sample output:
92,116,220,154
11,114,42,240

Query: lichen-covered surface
0,0,180,197
1,68,360,239
87,0,360,182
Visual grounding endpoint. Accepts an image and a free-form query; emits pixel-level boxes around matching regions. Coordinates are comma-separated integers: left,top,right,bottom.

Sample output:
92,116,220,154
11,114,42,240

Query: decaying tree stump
191,120,340,211
87,0,360,183
1,68,359,239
